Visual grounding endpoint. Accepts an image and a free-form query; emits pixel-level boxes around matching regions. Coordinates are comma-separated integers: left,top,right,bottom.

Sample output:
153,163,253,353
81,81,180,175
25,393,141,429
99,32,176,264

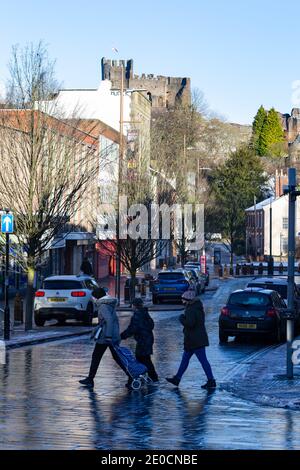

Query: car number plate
49,297,66,302
164,288,175,291
237,323,257,329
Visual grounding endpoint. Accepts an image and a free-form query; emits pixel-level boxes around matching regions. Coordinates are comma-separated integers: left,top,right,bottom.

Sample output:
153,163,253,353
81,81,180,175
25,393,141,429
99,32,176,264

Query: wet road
1,278,300,449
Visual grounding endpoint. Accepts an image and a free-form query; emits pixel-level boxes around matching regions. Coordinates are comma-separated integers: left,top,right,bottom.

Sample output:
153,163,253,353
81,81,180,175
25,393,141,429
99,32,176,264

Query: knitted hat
132,298,143,306
182,289,196,301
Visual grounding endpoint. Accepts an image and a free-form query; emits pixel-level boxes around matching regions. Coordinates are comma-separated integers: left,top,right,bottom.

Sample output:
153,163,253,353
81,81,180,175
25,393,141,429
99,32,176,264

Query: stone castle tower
101,58,191,111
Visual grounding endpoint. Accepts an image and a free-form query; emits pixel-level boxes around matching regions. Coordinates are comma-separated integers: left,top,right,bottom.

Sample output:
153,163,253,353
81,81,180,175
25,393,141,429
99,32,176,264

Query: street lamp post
113,50,124,305
283,167,300,379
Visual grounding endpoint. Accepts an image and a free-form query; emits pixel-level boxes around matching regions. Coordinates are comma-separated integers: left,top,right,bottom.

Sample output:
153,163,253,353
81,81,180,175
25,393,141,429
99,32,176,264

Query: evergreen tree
259,107,285,156
210,146,266,264
252,105,267,155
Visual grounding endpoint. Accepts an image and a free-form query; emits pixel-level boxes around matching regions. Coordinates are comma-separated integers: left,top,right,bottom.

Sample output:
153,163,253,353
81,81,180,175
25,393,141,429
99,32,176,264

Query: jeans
88,343,129,379
136,355,159,382
175,347,214,381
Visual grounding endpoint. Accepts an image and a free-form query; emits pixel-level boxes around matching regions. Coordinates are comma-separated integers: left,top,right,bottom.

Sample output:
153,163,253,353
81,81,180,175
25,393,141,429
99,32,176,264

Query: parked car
185,262,209,286
219,287,287,343
34,275,101,326
246,276,300,327
183,266,206,293
151,270,192,304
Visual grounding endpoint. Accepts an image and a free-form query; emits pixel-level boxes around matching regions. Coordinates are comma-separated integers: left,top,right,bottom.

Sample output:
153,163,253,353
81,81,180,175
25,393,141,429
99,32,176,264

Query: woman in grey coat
79,288,129,388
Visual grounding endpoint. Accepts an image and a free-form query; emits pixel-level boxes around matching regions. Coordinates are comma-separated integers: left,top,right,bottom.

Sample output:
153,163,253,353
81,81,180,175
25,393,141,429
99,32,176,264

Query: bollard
124,285,130,302
236,263,240,276
14,292,24,324
250,263,254,275
141,280,147,297
279,263,284,274
258,262,264,275
223,264,228,277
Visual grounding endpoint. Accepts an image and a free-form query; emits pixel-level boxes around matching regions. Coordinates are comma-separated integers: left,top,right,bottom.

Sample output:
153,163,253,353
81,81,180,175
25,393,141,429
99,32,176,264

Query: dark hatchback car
219,288,287,343
247,276,300,328
151,270,191,303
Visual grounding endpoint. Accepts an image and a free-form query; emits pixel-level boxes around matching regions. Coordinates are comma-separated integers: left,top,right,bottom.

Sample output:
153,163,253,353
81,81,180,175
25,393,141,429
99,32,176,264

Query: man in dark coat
166,289,216,389
121,298,159,383
80,256,93,276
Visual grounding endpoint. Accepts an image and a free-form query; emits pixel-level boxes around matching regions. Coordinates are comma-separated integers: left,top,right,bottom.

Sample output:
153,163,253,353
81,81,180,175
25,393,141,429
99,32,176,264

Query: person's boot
79,377,94,388
166,376,180,386
201,379,216,390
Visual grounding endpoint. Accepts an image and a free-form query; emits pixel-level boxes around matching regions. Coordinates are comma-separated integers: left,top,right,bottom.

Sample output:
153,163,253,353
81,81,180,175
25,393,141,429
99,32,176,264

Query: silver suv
34,275,101,326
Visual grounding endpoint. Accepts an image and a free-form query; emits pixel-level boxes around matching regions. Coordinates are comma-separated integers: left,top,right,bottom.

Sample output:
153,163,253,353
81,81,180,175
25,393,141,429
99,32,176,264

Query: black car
219,287,287,343
247,276,300,328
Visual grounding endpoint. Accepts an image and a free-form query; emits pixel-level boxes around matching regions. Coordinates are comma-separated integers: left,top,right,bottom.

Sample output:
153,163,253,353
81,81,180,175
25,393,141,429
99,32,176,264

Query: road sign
1,213,14,233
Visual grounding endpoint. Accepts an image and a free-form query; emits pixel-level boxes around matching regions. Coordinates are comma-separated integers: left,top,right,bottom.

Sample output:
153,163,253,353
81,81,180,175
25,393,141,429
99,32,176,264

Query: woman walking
79,288,129,389
166,289,216,390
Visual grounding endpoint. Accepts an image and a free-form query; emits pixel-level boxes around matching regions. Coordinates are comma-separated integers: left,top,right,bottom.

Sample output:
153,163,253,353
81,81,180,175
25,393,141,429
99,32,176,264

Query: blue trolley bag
114,345,148,379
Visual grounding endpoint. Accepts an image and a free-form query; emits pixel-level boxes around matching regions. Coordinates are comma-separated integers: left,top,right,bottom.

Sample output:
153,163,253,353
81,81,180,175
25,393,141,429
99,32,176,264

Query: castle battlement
101,57,191,109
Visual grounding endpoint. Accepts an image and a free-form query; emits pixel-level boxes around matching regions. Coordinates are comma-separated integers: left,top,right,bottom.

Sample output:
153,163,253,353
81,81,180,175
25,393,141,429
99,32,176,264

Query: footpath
221,339,300,410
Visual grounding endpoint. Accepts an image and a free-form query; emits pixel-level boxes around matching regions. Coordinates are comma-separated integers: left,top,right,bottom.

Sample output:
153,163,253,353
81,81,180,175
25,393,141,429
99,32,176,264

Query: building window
281,237,288,254
282,217,288,229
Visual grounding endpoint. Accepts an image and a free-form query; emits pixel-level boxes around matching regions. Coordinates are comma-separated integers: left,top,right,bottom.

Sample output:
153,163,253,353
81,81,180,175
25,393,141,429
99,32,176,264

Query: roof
231,288,278,295
44,275,93,281
245,196,276,212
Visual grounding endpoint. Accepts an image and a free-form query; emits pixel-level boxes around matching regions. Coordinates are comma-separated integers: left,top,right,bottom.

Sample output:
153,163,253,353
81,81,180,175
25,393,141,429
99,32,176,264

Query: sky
1,0,300,124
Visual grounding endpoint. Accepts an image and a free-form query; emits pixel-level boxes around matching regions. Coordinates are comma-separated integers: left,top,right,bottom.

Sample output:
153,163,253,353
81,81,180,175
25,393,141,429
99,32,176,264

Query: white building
43,80,131,132
245,195,300,259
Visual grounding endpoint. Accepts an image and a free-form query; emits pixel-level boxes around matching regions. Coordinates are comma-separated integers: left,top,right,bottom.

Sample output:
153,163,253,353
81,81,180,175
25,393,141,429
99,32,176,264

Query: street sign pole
1,210,14,341
287,168,296,379
4,232,10,340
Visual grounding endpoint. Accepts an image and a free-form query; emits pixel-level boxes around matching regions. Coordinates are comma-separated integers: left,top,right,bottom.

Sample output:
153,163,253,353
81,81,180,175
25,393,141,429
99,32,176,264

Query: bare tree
0,42,105,329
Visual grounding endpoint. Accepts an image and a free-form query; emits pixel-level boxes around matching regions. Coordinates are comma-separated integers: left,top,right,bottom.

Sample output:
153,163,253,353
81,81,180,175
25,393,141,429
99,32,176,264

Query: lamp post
113,49,124,305
283,167,300,379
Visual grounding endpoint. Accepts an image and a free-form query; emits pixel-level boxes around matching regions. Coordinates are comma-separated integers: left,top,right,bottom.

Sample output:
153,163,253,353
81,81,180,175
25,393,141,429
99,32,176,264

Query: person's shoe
201,379,216,390
166,376,180,386
79,377,94,388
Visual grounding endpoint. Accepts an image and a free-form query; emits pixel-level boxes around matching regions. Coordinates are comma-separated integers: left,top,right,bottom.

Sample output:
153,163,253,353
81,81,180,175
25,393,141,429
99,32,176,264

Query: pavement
221,339,300,410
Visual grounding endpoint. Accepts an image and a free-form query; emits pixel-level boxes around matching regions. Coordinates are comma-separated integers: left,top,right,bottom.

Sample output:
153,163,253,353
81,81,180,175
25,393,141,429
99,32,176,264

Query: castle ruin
101,58,191,111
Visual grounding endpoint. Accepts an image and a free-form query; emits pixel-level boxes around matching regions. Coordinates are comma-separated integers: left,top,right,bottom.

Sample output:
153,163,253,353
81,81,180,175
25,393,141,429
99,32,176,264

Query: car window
229,292,270,306
158,273,185,280
43,280,83,290
248,282,287,299
272,292,282,308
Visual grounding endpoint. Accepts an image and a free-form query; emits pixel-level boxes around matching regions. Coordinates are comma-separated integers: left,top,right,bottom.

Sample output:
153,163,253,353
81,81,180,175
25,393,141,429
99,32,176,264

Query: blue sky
1,0,299,124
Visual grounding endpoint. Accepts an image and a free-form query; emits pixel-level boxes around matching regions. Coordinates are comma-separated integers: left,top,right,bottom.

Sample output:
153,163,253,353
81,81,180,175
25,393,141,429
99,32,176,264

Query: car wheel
34,314,45,327
219,330,228,343
83,303,94,326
